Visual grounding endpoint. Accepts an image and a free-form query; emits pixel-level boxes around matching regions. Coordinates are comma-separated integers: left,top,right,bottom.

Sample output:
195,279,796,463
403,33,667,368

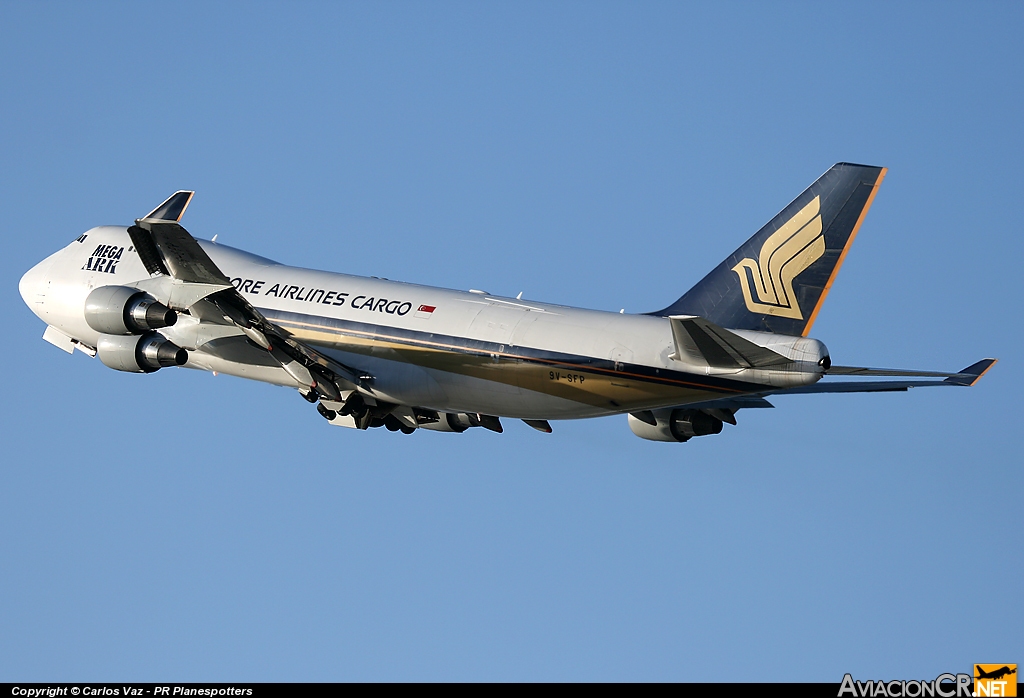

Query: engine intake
97,332,188,373
85,285,177,335
628,408,724,442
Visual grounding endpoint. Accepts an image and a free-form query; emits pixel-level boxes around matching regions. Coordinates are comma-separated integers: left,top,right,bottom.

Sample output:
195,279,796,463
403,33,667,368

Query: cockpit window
75,234,88,243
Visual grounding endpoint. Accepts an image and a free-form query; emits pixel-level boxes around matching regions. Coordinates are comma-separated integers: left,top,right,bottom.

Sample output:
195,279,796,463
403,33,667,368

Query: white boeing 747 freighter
19,163,995,442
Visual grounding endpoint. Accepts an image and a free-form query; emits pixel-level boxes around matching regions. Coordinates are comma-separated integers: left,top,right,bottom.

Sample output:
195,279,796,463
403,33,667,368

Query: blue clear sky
1,1,1020,682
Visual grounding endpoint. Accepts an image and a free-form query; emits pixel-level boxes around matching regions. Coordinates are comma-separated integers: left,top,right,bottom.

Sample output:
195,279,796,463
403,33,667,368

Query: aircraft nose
20,257,51,310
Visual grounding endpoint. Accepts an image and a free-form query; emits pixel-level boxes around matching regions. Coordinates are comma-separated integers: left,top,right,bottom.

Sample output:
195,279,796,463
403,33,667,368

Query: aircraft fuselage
21,225,826,420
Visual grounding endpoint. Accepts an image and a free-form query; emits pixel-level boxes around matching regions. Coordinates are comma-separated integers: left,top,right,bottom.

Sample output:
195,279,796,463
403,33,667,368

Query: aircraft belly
320,343,734,419
323,348,597,417
184,351,299,388
325,347,450,407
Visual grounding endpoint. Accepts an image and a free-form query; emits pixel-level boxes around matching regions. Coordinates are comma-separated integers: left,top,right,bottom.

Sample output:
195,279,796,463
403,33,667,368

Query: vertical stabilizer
652,163,886,336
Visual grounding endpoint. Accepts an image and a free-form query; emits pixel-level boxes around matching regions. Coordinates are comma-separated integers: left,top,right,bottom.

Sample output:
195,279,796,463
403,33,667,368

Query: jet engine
418,412,472,432
627,408,724,443
97,332,188,373
84,285,177,335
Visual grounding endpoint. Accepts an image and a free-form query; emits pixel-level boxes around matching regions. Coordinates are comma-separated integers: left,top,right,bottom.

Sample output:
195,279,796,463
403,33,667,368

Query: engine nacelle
628,408,724,443
85,285,177,335
418,412,471,433
97,332,188,373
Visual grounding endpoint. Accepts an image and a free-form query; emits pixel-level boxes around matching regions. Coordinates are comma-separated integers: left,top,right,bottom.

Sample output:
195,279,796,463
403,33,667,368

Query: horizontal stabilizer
142,191,194,223
771,358,996,395
828,366,961,378
668,315,790,369
778,382,919,394
826,359,998,384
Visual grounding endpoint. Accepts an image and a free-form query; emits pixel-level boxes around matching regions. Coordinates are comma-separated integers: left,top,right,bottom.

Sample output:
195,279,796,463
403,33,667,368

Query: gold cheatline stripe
274,317,747,394
802,167,888,337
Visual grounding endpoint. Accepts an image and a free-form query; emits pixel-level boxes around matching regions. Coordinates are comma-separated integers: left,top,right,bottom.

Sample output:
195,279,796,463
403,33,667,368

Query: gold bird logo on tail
732,195,824,319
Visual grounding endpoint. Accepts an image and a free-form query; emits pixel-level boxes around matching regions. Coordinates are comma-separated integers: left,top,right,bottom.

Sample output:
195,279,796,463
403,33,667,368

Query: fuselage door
467,302,531,350
610,343,634,372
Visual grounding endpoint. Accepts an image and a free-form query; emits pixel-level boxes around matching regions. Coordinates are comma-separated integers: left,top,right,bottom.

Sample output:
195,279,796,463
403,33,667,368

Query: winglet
944,359,998,386
141,191,194,223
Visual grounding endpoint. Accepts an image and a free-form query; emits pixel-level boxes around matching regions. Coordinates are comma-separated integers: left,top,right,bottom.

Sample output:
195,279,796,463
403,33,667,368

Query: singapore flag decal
415,304,436,319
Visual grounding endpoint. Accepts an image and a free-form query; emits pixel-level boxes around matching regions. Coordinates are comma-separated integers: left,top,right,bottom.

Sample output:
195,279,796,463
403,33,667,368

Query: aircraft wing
127,191,369,400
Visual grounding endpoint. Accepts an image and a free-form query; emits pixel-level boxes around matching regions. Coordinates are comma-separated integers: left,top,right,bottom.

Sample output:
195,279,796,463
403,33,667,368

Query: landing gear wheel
316,402,337,421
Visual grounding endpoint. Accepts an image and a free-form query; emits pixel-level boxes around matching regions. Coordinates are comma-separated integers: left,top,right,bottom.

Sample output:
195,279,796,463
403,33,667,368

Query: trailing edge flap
668,315,790,369
129,221,231,286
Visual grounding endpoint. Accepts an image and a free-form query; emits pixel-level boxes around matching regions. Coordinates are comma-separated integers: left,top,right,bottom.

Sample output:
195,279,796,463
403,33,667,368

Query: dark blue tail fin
652,163,886,336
